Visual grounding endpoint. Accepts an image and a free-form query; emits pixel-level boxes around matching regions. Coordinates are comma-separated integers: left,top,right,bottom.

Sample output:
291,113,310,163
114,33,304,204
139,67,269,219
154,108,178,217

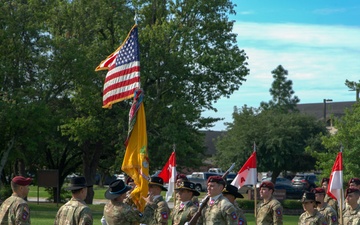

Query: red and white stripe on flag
231,151,257,189
327,152,344,209
96,25,141,108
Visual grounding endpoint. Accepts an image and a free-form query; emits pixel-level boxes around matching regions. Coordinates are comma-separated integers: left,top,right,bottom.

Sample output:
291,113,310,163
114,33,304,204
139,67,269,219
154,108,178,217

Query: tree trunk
82,142,102,204
0,137,15,182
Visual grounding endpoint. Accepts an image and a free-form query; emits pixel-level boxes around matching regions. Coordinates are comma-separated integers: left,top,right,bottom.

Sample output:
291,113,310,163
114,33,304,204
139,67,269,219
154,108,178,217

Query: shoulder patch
238,218,245,225
231,211,237,220
161,211,168,219
275,208,282,216
331,215,337,222
138,212,143,217
322,222,328,225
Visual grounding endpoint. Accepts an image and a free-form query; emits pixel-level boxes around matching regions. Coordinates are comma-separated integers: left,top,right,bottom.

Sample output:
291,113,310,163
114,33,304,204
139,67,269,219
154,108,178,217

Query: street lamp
323,99,333,124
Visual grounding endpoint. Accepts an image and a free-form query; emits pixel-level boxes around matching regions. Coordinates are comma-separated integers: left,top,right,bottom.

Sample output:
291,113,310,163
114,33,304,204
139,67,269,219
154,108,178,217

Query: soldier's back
0,195,30,225
54,198,92,225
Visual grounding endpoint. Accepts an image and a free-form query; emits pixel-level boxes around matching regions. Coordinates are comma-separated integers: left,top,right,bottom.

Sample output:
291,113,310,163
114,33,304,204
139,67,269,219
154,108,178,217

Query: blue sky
203,0,360,131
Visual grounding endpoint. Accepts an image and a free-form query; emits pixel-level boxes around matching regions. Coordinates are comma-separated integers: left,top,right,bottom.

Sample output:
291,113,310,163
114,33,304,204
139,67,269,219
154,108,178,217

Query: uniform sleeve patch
138,212,143,217
331,215,337,222
22,206,29,220
161,211,168,219
275,208,282,216
322,222,328,225
231,212,237,220
238,218,245,225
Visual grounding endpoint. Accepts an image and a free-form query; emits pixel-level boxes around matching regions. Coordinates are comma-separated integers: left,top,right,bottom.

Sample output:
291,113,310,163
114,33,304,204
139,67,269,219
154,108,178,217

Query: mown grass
29,202,300,225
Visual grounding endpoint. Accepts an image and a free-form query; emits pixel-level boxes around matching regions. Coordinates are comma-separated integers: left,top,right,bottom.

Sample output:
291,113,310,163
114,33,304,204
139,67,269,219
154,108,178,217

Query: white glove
184,222,189,225
100,216,107,225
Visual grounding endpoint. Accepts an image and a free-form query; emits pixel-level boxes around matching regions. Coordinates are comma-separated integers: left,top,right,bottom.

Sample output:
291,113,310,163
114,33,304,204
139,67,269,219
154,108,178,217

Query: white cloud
203,21,360,131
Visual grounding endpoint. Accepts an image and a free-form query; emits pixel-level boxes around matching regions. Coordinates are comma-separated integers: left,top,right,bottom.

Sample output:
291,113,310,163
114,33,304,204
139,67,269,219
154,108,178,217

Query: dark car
275,183,303,199
225,173,237,185
292,173,318,190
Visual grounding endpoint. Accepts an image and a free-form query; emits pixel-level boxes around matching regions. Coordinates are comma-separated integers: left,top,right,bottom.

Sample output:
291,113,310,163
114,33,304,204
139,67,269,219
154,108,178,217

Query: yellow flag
121,90,149,212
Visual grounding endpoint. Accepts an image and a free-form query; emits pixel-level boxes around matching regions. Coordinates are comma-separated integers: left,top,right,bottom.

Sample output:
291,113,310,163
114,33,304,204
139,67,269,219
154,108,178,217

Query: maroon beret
259,181,274,190
321,178,329,184
346,188,360,197
348,177,360,186
313,187,325,194
176,174,188,181
207,176,225,185
12,176,32,186
126,176,134,184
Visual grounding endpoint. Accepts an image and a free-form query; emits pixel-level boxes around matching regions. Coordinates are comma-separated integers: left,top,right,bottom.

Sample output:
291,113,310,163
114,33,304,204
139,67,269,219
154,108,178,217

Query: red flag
158,152,177,202
96,25,140,108
231,151,257,189
327,152,344,208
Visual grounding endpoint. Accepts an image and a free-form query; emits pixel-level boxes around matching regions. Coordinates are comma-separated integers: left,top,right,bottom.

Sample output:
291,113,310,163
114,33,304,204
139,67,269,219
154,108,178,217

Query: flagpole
339,145,344,225
253,142,257,224
173,143,176,206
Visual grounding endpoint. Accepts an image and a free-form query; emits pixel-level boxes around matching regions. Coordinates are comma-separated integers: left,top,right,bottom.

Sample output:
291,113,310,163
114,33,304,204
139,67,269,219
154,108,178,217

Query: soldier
148,176,171,225
222,184,247,225
298,192,328,225
102,179,157,225
0,176,32,225
196,176,238,225
54,176,93,225
176,174,199,207
348,178,360,205
171,181,199,225
343,188,360,225
127,176,136,190
313,187,338,225
321,178,339,215
256,181,283,225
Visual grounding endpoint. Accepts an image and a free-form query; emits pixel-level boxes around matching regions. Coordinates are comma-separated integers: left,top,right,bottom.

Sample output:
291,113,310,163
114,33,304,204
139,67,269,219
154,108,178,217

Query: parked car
188,172,221,192
275,183,303,199
256,177,292,188
225,173,237,185
291,173,318,190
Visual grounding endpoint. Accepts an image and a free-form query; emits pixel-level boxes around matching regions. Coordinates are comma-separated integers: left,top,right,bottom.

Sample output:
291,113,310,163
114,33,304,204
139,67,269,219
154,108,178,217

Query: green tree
345,79,360,102
260,65,299,112
216,107,326,183
308,103,360,183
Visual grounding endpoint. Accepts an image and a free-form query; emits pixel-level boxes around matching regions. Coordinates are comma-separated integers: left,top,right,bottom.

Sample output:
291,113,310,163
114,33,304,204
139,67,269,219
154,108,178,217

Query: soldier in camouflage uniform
0,176,32,225
102,179,157,225
343,188,360,225
176,174,199,207
54,176,93,225
148,176,171,225
171,181,199,225
256,181,283,225
298,192,328,225
321,178,339,216
313,187,338,225
222,184,247,225
348,178,360,205
196,176,239,225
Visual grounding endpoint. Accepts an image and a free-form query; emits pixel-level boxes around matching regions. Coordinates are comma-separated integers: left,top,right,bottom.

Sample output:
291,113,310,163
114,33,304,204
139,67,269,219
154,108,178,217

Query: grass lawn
29,203,300,225
28,186,301,224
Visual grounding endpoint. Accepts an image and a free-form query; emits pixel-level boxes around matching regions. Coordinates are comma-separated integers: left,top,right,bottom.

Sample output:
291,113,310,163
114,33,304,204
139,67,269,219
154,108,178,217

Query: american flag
96,25,140,108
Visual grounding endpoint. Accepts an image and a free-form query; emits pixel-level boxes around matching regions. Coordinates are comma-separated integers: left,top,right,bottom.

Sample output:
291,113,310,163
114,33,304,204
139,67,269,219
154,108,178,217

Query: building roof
297,101,356,120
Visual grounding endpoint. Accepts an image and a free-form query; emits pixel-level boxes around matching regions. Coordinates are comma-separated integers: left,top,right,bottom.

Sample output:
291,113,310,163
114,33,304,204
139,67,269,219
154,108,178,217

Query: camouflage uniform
343,204,360,225
0,195,30,225
196,195,238,225
171,201,197,225
318,203,338,225
233,202,247,225
256,196,283,225
149,195,170,225
324,195,339,216
54,197,92,225
103,200,157,225
298,209,328,225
